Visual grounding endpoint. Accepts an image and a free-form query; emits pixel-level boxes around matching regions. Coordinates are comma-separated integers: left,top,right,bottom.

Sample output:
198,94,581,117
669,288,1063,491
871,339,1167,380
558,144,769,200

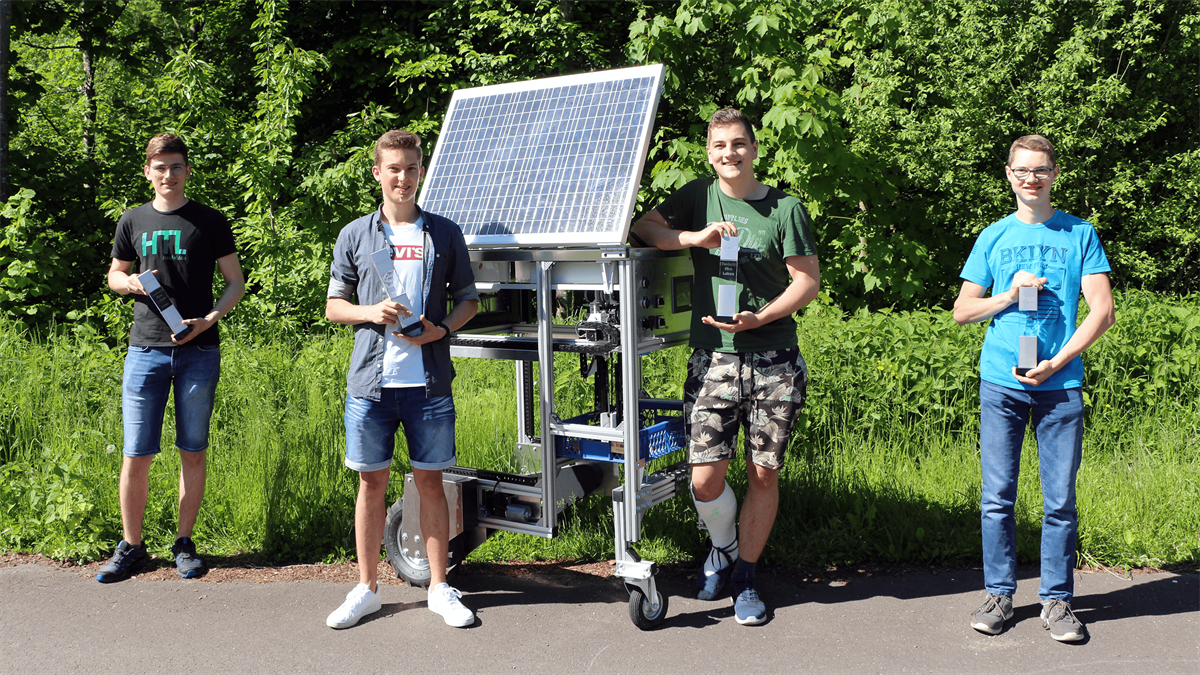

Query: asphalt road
1,562,1196,674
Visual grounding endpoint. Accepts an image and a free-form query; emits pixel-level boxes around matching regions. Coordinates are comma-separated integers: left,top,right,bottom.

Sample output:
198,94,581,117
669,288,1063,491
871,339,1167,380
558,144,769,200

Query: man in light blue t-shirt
953,134,1116,643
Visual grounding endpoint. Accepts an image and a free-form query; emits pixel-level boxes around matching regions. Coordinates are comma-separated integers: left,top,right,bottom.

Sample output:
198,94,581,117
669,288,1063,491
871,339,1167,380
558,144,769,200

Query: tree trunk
0,0,12,204
80,35,94,158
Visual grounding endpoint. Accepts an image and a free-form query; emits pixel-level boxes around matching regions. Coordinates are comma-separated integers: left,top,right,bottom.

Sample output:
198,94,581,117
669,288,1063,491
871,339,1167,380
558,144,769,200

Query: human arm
703,254,820,333
630,209,738,251
1013,272,1116,386
952,270,1048,325
107,258,147,295
173,253,246,345
399,299,479,346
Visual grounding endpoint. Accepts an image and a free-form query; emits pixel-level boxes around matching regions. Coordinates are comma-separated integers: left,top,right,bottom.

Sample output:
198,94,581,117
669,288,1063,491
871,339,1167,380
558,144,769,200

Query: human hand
397,315,448,346
684,221,739,250
1013,360,1057,386
701,311,761,334
1007,270,1047,304
364,299,410,326
171,314,216,345
125,270,151,296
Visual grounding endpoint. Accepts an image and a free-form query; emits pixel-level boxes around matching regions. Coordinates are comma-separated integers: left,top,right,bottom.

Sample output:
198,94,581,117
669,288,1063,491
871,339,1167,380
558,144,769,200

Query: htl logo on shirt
391,245,422,261
142,230,187,257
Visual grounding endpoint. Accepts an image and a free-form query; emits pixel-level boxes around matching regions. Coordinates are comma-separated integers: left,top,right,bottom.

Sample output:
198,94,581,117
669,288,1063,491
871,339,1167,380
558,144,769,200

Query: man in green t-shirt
631,108,820,625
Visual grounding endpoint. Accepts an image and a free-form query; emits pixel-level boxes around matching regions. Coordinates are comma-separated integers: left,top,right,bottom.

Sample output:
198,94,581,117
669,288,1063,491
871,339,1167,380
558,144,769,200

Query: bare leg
413,468,450,587
119,455,155,545
355,468,390,591
691,460,732,502
737,460,780,563
176,449,207,539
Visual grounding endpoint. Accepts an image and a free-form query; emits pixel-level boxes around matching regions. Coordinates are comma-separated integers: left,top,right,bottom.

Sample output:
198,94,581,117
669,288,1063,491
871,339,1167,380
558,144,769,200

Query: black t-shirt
111,200,237,347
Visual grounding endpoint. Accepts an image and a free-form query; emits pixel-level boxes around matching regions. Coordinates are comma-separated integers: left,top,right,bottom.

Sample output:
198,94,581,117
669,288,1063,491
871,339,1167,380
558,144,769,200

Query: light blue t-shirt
960,210,1111,391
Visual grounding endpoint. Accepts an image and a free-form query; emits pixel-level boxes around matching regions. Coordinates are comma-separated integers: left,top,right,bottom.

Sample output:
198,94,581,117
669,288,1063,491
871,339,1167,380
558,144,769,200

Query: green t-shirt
655,178,818,353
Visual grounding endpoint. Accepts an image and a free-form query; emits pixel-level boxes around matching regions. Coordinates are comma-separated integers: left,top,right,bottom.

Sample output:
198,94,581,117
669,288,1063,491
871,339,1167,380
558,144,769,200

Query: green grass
1,290,1196,570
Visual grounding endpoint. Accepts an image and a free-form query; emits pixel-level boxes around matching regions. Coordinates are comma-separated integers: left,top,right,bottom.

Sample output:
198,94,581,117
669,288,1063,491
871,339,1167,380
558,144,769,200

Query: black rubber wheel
628,585,669,630
383,498,432,588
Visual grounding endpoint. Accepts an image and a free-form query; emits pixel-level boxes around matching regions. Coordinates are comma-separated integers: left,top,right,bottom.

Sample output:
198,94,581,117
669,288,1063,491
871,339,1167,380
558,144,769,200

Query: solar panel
418,65,665,248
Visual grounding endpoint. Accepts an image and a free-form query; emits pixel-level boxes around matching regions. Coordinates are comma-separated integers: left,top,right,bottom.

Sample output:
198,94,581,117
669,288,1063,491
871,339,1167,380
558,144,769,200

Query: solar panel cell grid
418,65,663,247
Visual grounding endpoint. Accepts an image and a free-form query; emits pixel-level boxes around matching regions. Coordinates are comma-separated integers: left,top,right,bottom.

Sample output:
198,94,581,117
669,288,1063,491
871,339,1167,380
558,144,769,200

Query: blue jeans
979,379,1084,601
122,344,222,457
343,387,457,472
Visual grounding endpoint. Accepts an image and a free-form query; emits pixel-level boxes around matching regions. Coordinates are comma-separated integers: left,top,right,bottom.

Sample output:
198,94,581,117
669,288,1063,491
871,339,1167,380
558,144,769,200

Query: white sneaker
326,583,381,629
428,583,475,627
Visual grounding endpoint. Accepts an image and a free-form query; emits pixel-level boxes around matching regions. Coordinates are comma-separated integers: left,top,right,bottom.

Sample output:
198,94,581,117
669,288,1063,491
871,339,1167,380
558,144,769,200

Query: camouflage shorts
683,347,808,470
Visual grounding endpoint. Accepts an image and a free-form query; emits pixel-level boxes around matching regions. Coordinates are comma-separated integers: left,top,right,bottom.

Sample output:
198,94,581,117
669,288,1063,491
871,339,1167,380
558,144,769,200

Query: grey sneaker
970,592,1013,635
1041,599,1086,642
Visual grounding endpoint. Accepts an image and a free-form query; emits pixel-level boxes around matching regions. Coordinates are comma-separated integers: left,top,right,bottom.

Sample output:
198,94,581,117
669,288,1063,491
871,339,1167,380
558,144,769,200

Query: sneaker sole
735,613,767,626
96,573,133,584
970,621,1002,634
439,613,475,628
326,604,381,629
1050,629,1085,642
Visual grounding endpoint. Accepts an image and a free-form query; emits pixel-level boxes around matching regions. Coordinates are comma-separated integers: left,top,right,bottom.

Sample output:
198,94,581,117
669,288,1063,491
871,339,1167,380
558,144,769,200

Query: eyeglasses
149,163,187,177
1009,166,1055,180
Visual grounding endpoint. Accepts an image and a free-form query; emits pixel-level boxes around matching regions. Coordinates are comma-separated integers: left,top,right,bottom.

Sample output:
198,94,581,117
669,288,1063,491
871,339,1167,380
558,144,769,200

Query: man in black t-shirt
98,133,244,583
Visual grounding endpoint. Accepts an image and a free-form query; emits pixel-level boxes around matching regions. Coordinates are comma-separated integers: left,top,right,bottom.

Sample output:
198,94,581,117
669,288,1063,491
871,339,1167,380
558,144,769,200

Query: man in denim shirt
324,130,478,629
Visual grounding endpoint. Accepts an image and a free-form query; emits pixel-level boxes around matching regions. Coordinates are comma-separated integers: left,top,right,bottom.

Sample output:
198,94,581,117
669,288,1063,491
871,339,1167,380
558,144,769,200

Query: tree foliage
1,0,1195,336
631,0,1198,308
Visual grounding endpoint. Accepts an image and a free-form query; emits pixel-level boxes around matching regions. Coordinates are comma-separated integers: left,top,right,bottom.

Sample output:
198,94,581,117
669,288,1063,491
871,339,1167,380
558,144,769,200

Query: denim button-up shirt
327,207,478,400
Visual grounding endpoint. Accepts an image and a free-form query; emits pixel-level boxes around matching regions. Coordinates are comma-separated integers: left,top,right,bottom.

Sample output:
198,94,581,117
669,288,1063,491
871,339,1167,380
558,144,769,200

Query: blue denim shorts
343,387,457,472
122,344,222,457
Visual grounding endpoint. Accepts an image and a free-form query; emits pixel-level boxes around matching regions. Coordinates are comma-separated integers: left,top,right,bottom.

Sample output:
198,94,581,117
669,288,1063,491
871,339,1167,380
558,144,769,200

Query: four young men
101,120,1113,639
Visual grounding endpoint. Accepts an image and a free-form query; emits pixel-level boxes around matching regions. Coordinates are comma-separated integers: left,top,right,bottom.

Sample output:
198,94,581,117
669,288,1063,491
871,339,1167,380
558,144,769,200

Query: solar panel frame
418,65,665,248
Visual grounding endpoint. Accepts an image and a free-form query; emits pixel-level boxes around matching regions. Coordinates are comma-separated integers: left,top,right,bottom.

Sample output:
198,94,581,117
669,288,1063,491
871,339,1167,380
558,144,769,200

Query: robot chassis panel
382,245,694,629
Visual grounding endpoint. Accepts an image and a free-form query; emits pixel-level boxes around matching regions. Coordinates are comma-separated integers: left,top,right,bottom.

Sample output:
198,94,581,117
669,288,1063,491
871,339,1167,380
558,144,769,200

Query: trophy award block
714,233,740,322
137,271,192,341
1016,285,1038,376
369,248,423,336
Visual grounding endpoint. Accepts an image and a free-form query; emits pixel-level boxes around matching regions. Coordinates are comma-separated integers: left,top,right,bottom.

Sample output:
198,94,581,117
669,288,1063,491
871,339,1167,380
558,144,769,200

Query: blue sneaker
171,537,205,579
96,540,149,583
696,538,737,601
733,585,768,625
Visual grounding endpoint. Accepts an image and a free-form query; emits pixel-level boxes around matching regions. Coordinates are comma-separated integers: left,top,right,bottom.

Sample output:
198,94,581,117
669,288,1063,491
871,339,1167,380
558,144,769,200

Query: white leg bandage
693,481,738,575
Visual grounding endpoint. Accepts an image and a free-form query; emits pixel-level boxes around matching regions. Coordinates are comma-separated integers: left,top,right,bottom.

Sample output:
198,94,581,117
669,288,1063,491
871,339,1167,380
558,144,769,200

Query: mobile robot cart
380,65,697,629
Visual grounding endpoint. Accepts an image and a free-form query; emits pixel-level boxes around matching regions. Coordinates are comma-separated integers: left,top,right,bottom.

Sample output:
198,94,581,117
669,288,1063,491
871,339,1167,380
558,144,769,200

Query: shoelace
1044,600,1077,624
980,593,1003,613
737,587,761,604
439,586,464,603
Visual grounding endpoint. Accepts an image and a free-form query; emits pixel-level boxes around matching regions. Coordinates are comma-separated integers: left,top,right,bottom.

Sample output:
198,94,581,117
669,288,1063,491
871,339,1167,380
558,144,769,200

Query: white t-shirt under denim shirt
381,217,425,388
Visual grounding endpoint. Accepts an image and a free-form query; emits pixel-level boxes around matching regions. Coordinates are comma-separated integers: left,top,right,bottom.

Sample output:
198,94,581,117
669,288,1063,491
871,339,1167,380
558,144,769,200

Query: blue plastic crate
556,410,685,464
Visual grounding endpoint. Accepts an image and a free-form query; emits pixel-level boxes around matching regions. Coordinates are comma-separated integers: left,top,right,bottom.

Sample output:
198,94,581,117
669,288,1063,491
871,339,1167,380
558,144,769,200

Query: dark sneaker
970,592,1014,635
96,540,149,583
696,537,737,601
171,537,205,579
733,584,768,625
1041,599,1086,642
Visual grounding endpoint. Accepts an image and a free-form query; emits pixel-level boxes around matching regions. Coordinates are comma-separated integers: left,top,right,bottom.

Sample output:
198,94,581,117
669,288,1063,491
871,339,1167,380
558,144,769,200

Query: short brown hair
1008,135,1056,166
145,133,188,165
374,129,423,166
707,108,756,145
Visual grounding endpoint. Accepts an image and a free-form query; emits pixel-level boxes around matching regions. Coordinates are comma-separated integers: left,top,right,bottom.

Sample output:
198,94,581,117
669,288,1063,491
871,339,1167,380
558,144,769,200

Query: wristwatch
435,322,452,340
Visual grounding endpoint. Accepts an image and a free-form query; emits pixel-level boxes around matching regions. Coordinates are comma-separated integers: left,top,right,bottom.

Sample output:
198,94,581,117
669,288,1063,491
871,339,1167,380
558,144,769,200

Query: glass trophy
1016,285,1038,377
714,233,740,322
369,248,423,336
137,271,192,341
